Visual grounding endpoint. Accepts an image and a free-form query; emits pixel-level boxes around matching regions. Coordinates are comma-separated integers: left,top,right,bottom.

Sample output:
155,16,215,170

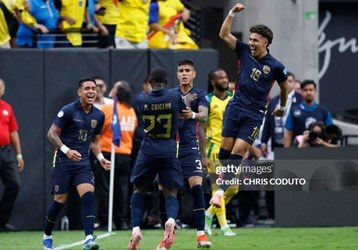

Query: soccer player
160,58,211,248
128,67,186,250
203,69,237,236
42,78,111,250
210,3,288,207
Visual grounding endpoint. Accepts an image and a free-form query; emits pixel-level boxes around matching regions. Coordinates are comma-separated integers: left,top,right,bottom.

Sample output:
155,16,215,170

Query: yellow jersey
148,0,183,49
0,8,10,45
115,0,150,43
60,0,87,46
206,91,232,147
97,0,120,25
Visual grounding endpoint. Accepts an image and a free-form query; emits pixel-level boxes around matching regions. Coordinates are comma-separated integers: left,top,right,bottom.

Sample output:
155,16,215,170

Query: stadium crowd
0,0,198,49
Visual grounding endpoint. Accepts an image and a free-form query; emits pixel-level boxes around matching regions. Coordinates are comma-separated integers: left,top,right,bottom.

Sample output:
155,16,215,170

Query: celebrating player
128,67,187,250
210,3,288,207
42,78,111,250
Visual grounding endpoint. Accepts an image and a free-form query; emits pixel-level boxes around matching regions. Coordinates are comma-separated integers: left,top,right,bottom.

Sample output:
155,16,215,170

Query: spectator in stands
293,122,338,148
95,0,118,48
16,0,59,48
92,76,113,109
284,80,333,147
0,0,37,48
115,0,151,49
294,79,301,94
261,72,302,156
56,0,95,47
148,0,198,49
95,81,137,230
0,78,24,232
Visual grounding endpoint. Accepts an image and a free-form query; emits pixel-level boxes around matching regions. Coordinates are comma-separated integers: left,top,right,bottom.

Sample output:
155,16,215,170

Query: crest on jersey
91,119,97,128
263,65,271,74
2,110,9,116
143,0,149,3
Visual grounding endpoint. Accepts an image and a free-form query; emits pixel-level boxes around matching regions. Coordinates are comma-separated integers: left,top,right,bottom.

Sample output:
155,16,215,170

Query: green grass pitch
1,227,357,249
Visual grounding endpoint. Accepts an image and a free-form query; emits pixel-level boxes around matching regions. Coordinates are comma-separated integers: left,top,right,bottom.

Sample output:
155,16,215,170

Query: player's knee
218,148,231,160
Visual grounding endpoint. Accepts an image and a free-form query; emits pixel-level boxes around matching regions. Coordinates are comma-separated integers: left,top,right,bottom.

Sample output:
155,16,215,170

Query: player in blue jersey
210,3,289,207
158,58,211,248
128,67,188,250
42,78,111,250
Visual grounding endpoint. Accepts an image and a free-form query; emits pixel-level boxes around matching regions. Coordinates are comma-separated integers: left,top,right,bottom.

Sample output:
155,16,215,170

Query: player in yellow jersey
115,0,150,49
203,68,237,236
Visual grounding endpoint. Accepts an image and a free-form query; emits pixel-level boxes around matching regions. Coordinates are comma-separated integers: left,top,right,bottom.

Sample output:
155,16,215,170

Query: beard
215,82,228,92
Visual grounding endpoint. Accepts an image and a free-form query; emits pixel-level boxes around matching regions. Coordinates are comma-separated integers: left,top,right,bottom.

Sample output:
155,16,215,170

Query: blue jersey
233,40,287,114
52,99,104,166
136,88,186,158
16,0,59,48
174,86,209,150
285,102,333,139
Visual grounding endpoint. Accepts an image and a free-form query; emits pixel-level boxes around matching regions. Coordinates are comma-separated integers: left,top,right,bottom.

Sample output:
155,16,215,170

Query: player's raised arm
219,3,245,50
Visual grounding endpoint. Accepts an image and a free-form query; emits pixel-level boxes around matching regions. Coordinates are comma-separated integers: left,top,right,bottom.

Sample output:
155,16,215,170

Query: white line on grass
55,232,114,250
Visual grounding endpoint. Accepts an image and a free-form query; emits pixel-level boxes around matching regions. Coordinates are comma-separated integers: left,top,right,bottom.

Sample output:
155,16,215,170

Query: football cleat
221,227,236,236
42,238,54,250
128,230,142,250
156,219,175,250
204,214,213,236
83,235,99,250
197,234,211,248
209,192,222,208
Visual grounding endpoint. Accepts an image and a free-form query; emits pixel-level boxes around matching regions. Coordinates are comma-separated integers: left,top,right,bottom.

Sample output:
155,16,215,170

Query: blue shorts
130,150,183,189
221,102,263,145
51,163,94,195
178,148,204,178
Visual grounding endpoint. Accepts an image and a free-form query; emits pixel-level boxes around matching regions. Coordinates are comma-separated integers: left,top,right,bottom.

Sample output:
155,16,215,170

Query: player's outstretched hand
231,3,245,13
100,158,111,171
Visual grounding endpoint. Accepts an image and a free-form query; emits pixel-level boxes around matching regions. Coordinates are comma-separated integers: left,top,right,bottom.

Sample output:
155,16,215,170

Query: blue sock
159,190,167,228
229,154,243,160
165,195,179,221
130,193,145,228
44,201,64,236
81,192,95,236
218,148,231,160
191,185,205,231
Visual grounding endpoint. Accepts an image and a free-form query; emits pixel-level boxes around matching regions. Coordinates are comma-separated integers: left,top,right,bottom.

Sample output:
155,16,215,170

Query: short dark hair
116,81,132,107
78,78,96,87
207,68,224,92
301,79,316,90
149,66,168,85
249,24,273,46
177,58,194,67
287,71,295,79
